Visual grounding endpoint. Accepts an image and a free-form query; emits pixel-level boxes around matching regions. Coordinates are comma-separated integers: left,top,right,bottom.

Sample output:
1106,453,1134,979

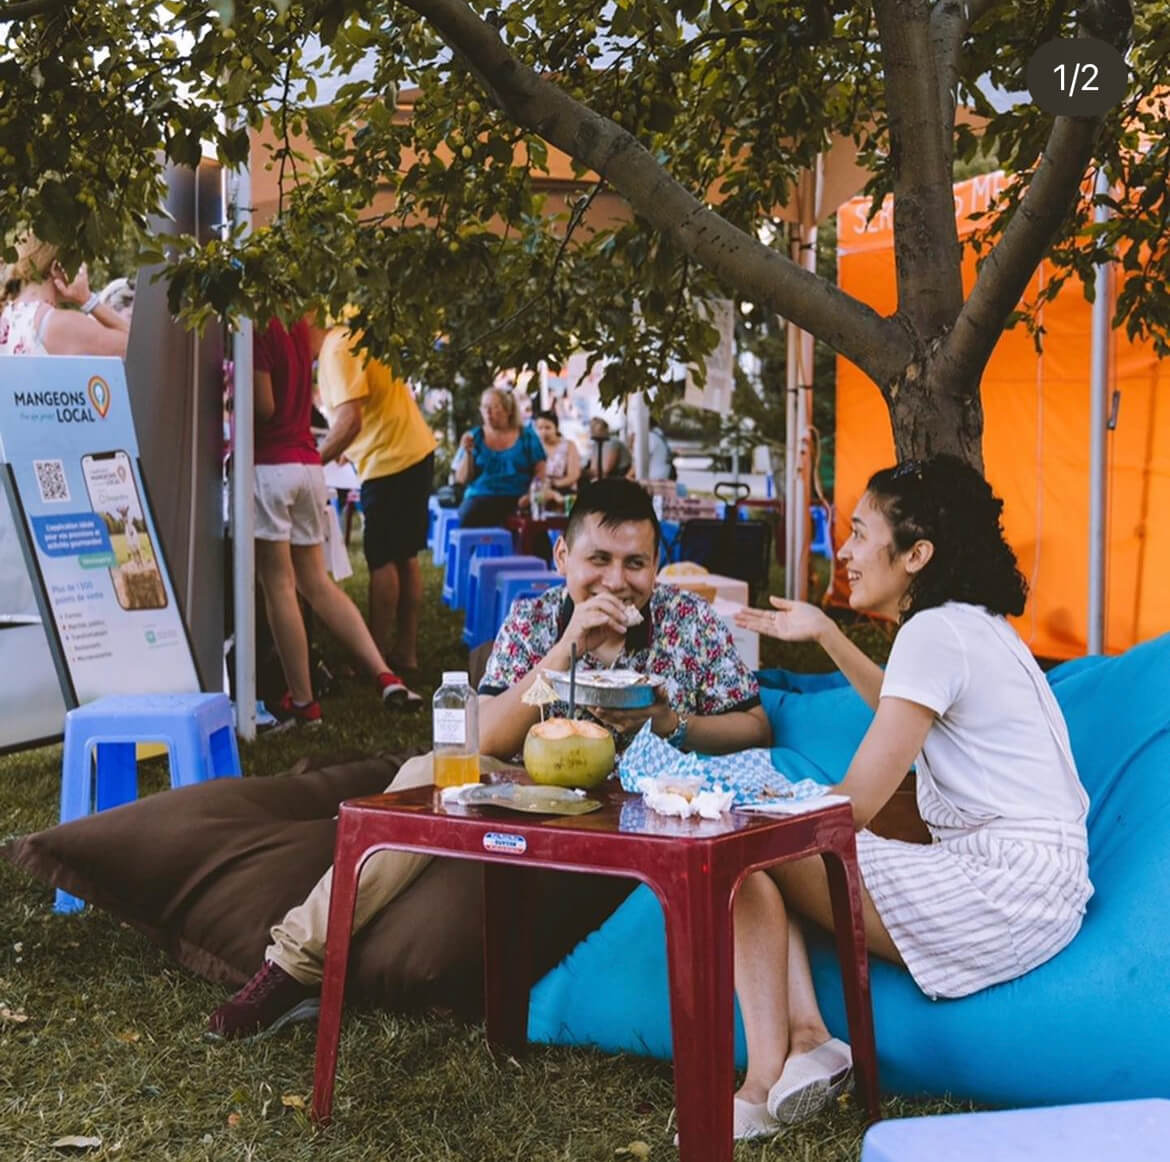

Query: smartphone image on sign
80,450,167,612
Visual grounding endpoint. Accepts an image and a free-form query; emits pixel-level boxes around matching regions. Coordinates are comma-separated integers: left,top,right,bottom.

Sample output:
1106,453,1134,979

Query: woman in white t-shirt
725,455,1092,1141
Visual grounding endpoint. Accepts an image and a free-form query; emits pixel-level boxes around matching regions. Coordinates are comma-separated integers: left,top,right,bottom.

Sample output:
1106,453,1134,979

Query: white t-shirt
880,602,1089,826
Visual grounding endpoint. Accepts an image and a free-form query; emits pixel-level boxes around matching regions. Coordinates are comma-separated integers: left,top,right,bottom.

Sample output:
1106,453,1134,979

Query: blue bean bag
528,634,1170,1105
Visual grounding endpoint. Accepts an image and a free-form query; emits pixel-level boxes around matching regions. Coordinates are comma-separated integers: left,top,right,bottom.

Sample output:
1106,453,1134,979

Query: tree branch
873,0,965,336
947,122,1097,376
929,0,1001,158
398,0,913,387
946,0,1133,377
0,0,64,19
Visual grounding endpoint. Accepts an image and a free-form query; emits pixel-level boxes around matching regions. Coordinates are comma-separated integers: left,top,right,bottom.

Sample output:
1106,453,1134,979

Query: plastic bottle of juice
432,671,480,788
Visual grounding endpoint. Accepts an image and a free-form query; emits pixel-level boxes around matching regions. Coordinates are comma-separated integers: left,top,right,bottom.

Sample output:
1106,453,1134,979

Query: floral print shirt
479,584,759,750
0,301,50,355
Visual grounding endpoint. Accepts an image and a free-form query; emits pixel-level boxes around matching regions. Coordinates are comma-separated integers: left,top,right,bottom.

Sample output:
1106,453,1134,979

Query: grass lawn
0,547,962,1161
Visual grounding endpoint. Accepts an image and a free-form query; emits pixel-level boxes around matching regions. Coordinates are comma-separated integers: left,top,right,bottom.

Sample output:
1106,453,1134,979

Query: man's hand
559,592,632,658
590,685,675,738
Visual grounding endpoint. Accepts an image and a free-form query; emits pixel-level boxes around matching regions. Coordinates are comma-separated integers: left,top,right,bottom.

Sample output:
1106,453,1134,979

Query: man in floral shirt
480,479,767,757
209,478,768,1041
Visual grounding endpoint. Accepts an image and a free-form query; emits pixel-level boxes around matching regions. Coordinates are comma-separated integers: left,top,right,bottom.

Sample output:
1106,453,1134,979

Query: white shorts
254,463,328,545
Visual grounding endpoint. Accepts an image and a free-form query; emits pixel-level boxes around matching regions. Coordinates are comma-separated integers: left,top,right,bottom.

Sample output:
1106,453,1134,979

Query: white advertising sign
0,355,200,706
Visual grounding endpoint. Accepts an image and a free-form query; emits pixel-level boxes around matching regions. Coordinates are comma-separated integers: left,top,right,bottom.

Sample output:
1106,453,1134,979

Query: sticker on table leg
483,832,528,855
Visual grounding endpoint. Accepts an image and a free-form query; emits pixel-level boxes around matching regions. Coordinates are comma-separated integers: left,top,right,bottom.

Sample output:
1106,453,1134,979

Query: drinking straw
569,643,577,719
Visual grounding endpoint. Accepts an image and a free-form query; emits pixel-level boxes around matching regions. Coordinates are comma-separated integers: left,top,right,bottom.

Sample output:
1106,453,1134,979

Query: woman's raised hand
51,261,92,306
734,596,833,644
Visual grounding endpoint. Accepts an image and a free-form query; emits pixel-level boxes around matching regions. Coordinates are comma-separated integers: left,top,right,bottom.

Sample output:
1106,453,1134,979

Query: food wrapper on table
617,722,841,816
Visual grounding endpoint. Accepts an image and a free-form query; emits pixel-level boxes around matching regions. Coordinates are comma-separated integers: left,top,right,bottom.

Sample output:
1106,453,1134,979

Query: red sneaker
271,692,323,730
206,960,319,1041
376,670,423,710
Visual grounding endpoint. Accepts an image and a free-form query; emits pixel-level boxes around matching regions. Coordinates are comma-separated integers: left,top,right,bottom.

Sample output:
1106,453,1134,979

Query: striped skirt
855,786,1093,999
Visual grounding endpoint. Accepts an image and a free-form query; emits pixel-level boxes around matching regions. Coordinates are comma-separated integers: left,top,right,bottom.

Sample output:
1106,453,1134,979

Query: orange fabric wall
835,173,1170,657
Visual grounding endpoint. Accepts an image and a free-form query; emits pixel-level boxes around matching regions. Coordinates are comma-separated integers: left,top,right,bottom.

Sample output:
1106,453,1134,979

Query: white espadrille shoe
672,1097,784,1146
766,1038,853,1124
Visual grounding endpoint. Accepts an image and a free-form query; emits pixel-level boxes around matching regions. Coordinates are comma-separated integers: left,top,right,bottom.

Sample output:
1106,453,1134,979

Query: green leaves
1,0,1166,420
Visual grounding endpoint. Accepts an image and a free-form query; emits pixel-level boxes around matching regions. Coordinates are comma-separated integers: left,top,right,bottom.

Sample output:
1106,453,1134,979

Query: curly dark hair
866,454,1027,619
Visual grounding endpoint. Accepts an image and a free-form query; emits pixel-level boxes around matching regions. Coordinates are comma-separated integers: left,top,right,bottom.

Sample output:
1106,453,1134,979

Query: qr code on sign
33,459,70,503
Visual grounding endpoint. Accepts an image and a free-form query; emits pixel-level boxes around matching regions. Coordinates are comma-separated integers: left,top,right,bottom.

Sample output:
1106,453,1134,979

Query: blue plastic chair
56,692,241,913
809,502,833,558
492,570,566,637
442,527,514,609
658,519,681,566
463,554,546,648
431,507,461,567
861,1100,1170,1162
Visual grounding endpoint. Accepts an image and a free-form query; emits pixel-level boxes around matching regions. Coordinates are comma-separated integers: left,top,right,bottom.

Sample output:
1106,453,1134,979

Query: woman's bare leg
785,918,833,1056
733,870,792,1104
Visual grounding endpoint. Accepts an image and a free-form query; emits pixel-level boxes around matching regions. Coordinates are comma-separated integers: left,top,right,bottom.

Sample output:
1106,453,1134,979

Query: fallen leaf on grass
114,1029,140,1043
49,1136,102,1150
280,1093,307,1111
615,1142,651,1159
227,1113,242,1128
1,1005,29,1023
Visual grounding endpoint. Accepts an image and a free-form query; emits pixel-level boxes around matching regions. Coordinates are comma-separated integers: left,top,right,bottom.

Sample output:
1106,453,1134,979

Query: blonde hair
481,386,520,429
2,234,59,301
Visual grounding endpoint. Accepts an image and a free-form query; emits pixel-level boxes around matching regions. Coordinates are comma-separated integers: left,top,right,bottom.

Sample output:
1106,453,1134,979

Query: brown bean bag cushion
0,751,635,1017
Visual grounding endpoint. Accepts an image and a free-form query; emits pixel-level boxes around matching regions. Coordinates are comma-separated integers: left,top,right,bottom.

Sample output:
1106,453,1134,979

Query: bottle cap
442,670,470,685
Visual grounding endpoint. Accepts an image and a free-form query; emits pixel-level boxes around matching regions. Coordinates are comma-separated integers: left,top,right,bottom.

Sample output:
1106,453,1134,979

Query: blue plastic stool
463,554,546,648
55,693,242,913
426,494,442,548
861,1100,1170,1162
442,528,513,609
809,502,833,558
493,570,566,636
431,507,461,567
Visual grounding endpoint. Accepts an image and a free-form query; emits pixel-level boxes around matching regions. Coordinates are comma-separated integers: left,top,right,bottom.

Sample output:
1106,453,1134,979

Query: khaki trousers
266,751,505,985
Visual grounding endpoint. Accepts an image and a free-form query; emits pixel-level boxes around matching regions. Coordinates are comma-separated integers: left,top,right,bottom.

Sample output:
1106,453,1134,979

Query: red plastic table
505,512,568,558
311,784,881,1159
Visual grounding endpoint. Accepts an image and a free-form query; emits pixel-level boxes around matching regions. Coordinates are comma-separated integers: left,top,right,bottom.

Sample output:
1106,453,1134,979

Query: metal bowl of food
544,669,665,709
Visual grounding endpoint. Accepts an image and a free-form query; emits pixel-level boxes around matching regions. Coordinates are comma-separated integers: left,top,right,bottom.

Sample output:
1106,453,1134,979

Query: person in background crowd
452,386,546,527
252,314,421,727
586,416,634,481
316,321,436,677
0,235,128,358
727,455,1093,1142
97,276,135,322
531,408,581,510
646,422,677,481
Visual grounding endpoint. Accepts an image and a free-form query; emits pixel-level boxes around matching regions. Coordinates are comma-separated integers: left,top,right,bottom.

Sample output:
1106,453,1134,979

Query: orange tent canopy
834,171,1170,658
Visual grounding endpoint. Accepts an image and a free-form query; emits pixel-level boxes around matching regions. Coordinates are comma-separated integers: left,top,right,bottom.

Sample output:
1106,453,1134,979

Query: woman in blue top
453,387,546,527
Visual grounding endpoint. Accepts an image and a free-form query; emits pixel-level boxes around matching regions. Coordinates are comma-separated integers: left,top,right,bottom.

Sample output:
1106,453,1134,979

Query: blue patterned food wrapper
617,722,831,806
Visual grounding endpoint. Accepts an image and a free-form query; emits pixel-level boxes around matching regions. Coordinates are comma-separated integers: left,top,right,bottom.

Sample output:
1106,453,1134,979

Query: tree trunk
884,353,984,469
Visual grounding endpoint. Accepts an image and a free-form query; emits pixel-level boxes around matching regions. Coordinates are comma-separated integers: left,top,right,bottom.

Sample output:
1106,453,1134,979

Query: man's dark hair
565,478,661,555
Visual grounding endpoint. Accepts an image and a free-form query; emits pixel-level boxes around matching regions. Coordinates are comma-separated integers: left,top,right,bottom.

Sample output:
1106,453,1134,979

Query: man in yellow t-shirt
317,326,436,673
